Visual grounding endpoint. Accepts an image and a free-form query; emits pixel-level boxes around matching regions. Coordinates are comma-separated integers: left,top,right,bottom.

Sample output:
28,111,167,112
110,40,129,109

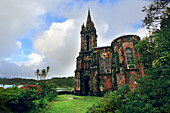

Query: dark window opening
99,58,104,74
87,35,89,50
99,57,111,74
125,48,134,64
129,65,135,68
105,57,111,73
115,52,120,71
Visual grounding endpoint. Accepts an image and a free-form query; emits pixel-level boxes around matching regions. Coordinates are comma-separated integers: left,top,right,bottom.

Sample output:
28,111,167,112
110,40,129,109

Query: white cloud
135,27,150,39
11,52,44,67
0,0,68,59
0,60,35,79
28,52,44,65
0,52,45,79
34,19,74,54
0,0,45,58
16,41,22,49
33,19,79,77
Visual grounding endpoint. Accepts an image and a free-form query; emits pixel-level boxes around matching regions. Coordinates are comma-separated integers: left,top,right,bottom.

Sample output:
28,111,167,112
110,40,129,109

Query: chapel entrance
83,76,90,95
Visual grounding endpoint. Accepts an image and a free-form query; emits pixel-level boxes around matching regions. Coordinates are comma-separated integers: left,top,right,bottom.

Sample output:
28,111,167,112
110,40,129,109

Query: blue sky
43,12,67,30
0,0,151,79
6,30,35,62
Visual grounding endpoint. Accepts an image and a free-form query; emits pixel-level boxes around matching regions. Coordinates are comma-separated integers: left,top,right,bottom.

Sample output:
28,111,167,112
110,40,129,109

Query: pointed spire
85,9,96,32
81,23,85,31
86,8,92,24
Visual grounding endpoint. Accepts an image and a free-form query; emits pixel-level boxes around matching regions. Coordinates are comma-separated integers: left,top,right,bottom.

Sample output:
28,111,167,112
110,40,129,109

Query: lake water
0,85,70,90
0,84,23,89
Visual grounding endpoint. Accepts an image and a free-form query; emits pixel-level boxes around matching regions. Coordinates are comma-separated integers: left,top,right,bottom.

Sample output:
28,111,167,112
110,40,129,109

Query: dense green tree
142,0,169,32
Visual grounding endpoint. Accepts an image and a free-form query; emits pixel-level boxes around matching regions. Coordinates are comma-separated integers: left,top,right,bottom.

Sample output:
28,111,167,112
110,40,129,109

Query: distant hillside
47,77,74,88
0,78,37,85
0,77,74,88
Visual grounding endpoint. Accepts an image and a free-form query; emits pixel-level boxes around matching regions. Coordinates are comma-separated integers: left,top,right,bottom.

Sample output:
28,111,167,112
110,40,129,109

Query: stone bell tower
80,9,98,51
74,9,98,95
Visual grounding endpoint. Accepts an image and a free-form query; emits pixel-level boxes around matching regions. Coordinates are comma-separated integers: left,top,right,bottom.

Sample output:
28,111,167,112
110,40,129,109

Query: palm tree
43,66,50,80
41,69,47,80
35,66,50,81
35,69,40,81
40,73,43,80
47,66,50,73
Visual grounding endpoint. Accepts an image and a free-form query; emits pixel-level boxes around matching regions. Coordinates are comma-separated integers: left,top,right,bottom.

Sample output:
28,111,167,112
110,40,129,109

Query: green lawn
41,94,102,113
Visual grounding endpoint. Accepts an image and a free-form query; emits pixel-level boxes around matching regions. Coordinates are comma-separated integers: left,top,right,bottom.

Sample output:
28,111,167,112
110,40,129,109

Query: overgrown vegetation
0,75,73,112
87,85,129,113
88,0,170,112
0,82,57,113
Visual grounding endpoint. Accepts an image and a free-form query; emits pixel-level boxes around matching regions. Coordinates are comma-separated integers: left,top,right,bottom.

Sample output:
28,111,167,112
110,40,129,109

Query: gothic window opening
99,57,111,74
125,48,134,64
105,57,111,73
86,35,89,50
99,58,104,74
115,52,120,71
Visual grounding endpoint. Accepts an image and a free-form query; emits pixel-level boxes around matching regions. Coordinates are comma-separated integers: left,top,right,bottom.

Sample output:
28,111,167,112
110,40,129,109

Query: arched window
125,48,134,64
115,52,120,71
86,35,89,50
99,57,111,74
99,58,104,74
105,57,111,73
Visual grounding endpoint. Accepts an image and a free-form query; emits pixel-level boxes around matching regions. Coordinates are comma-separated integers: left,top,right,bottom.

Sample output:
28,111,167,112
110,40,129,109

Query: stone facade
74,10,144,96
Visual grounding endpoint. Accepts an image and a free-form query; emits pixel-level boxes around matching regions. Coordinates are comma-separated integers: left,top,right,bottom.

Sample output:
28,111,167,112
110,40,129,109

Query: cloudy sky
0,0,151,79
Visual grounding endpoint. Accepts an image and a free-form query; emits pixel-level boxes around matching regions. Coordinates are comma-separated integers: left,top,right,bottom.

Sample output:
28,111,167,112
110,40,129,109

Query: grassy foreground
41,94,102,113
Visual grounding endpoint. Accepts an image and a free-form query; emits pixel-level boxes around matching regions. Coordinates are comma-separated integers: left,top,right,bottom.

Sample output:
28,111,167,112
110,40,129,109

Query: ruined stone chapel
74,10,144,96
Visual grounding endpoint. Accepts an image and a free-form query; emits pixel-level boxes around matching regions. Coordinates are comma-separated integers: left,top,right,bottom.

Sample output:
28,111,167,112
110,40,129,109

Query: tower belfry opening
86,35,89,50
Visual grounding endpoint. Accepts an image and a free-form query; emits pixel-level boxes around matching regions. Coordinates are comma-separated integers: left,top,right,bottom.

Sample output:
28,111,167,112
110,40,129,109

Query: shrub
88,85,129,113
0,83,57,113
39,82,58,101
4,86,42,113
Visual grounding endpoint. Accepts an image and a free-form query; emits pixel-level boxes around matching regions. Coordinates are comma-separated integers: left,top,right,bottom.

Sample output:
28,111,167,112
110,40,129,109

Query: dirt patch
67,97,74,100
